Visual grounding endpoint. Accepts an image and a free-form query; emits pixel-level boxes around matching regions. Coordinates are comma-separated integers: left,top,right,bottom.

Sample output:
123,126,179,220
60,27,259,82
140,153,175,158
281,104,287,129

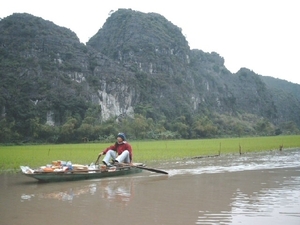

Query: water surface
1,149,299,225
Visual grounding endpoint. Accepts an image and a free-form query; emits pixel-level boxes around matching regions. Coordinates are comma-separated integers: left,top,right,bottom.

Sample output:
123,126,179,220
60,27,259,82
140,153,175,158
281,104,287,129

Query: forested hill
0,9,299,143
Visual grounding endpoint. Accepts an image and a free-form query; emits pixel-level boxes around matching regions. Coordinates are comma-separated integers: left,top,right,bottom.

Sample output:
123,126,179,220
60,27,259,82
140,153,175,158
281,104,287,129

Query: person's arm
127,143,133,162
99,145,115,155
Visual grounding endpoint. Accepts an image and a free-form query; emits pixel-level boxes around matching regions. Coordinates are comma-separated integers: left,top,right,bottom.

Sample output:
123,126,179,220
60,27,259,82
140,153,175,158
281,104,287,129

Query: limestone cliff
0,10,300,142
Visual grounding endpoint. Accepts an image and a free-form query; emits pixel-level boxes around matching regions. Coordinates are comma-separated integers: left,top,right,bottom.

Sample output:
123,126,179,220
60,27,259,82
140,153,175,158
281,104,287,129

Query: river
1,148,299,225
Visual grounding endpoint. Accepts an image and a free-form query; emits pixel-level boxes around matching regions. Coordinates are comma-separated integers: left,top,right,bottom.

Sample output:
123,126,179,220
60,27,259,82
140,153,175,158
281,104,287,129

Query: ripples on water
165,149,300,225
166,148,300,176
196,173,300,225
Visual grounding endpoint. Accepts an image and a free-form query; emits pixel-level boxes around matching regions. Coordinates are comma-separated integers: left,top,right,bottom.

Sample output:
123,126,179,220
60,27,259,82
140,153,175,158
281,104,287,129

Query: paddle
95,154,102,165
134,165,168,175
113,162,168,175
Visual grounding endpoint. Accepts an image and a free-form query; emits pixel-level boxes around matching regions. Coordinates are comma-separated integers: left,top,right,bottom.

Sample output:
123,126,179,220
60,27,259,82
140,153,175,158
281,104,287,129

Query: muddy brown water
1,149,300,225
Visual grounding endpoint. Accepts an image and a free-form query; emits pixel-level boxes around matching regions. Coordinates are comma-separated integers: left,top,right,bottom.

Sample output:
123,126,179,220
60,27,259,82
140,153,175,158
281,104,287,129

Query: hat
117,133,126,141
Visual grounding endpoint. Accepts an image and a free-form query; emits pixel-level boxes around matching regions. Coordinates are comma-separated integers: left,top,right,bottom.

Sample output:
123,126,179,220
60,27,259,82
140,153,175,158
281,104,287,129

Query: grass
1,135,300,172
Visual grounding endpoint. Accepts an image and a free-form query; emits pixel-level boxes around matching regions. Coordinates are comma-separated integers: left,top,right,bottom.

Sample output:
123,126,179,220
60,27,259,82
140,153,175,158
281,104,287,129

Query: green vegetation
1,108,299,144
1,135,299,172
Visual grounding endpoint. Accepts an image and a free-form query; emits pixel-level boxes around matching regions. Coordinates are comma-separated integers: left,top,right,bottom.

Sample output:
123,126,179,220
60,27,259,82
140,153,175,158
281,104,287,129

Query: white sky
1,0,299,84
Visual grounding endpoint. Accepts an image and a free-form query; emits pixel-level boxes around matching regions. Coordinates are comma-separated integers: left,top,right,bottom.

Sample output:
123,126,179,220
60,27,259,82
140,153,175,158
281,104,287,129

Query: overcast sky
1,0,299,84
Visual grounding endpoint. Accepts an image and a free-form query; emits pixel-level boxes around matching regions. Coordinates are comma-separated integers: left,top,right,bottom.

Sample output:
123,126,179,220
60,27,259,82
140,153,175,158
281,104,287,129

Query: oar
134,165,168,175
118,163,168,175
95,154,102,165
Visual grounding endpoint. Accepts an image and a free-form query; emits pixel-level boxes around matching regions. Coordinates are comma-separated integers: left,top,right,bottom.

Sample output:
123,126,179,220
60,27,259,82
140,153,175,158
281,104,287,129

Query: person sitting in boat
98,133,133,167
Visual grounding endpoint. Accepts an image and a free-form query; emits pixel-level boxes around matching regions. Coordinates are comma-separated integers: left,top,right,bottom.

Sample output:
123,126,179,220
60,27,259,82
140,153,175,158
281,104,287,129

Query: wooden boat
20,163,145,182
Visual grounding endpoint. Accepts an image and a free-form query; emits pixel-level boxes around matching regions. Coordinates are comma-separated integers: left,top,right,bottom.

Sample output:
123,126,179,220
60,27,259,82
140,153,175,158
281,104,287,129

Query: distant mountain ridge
260,75,300,101
0,9,299,142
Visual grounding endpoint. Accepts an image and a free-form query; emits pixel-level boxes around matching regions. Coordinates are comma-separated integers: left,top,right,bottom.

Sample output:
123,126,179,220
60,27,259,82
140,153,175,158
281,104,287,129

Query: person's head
117,133,126,142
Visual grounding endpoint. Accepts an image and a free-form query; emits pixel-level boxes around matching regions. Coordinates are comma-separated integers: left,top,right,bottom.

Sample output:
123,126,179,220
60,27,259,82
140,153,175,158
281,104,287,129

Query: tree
59,118,78,142
0,119,19,142
255,119,275,136
193,117,218,138
39,124,59,143
131,114,149,139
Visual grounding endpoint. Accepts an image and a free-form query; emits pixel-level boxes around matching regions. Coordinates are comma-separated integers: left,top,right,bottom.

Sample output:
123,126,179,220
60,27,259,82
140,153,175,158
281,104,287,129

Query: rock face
87,9,286,121
88,9,190,75
0,10,300,141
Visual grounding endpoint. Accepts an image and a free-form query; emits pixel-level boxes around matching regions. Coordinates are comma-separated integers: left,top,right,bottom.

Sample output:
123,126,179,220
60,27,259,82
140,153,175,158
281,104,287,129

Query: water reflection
20,178,135,206
21,183,96,202
99,179,134,206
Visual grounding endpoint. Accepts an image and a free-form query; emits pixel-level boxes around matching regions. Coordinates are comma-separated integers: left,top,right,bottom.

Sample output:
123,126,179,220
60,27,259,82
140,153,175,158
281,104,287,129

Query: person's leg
102,150,117,166
115,150,130,163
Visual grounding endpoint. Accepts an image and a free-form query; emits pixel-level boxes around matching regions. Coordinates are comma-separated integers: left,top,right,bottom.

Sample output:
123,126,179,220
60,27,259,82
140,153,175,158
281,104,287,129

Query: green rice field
1,135,300,172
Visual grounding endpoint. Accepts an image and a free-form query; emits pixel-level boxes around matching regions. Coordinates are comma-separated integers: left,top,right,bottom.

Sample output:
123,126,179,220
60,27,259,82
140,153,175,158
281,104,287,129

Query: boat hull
23,166,143,182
